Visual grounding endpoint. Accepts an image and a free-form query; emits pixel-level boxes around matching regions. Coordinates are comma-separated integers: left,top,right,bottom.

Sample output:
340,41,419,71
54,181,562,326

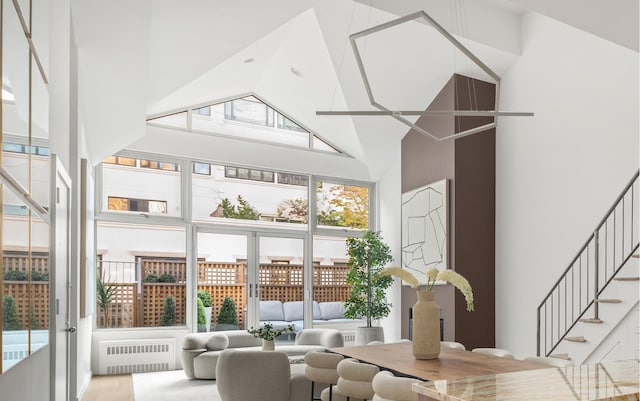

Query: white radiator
341,331,356,346
98,338,176,375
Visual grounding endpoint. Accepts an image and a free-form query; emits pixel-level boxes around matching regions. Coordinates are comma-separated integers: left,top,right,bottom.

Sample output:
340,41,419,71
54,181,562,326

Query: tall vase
412,290,441,359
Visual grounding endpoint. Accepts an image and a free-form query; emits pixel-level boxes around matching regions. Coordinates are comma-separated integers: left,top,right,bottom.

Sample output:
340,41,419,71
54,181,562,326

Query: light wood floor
82,374,134,401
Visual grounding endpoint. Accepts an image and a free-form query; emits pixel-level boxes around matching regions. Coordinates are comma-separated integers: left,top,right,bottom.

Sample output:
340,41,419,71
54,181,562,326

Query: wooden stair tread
595,298,622,303
550,353,571,360
614,277,639,281
579,318,603,323
564,336,587,342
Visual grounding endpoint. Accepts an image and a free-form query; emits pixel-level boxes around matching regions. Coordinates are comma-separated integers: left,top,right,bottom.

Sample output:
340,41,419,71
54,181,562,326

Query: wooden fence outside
2,282,49,329
96,261,352,329
2,256,352,329
3,254,49,274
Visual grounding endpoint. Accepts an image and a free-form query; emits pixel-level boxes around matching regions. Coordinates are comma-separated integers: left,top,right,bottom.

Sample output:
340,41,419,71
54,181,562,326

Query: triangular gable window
147,95,346,155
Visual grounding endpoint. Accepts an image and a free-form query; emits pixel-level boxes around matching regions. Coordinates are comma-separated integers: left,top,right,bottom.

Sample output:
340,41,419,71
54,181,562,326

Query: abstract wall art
401,179,449,285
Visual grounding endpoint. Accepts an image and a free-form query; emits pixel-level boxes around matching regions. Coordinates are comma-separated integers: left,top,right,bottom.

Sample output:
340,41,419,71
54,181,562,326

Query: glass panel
312,236,358,333
101,156,182,217
190,103,225,132
193,162,211,175
96,222,187,328
225,96,272,127
29,210,49,355
276,114,307,133
258,236,304,344
3,2,31,193
147,111,188,129
313,136,340,153
196,232,248,332
192,98,310,149
192,164,309,228
2,186,49,372
316,181,369,230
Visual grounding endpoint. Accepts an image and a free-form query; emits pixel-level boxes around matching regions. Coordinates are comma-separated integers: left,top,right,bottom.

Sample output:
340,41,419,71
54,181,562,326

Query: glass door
254,234,306,344
195,231,249,332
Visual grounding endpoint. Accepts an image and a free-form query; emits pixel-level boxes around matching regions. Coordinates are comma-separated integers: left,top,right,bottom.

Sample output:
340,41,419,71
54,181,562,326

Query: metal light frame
316,11,533,141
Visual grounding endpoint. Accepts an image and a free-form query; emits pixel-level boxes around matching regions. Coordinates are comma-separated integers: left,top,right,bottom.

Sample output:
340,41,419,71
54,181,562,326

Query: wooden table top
329,342,547,382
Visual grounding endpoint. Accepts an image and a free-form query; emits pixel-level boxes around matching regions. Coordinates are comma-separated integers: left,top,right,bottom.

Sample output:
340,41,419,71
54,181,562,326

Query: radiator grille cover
98,338,176,375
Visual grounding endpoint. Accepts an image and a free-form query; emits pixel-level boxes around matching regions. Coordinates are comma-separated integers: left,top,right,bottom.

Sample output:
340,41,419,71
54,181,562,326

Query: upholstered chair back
471,347,514,358
305,351,347,401
440,341,466,350
372,371,421,401
336,358,379,401
216,349,293,401
296,328,344,348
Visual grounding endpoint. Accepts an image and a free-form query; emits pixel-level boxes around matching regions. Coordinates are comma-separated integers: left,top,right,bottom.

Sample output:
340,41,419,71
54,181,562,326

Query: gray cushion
319,302,346,320
283,301,322,321
260,300,285,321
289,320,304,333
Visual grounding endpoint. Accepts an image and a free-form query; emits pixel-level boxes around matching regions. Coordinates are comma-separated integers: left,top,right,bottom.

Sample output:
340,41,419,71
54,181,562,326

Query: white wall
378,141,402,342
495,12,639,358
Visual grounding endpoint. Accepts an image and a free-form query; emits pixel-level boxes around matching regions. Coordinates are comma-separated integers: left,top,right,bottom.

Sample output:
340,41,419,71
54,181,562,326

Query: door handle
65,324,77,333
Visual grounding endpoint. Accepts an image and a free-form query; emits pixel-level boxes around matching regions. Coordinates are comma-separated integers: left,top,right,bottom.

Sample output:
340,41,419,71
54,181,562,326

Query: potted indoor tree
344,230,394,345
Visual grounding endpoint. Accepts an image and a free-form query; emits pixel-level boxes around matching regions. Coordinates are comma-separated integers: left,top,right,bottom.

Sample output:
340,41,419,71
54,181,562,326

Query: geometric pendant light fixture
316,11,534,141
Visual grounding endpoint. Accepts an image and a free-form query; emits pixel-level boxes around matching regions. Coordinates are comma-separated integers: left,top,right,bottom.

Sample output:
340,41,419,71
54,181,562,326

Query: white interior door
50,156,72,401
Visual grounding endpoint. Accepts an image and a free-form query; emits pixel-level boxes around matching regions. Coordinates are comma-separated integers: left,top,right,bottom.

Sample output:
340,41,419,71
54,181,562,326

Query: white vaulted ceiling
69,0,638,179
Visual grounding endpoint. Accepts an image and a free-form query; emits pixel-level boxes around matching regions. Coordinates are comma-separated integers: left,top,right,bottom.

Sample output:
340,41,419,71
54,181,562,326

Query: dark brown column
401,74,496,348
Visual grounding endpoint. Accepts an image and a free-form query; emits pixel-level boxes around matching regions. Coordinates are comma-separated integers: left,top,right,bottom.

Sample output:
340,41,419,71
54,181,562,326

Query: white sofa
181,328,344,379
259,300,364,332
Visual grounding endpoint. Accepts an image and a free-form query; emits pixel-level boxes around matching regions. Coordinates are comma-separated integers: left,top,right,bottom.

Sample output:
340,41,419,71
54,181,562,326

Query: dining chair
336,358,379,401
523,356,573,367
440,341,466,350
305,350,347,401
372,371,421,401
471,347,514,358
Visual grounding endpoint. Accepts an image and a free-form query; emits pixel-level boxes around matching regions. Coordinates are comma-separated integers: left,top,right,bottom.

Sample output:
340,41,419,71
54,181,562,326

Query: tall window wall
1,0,51,373
96,152,374,332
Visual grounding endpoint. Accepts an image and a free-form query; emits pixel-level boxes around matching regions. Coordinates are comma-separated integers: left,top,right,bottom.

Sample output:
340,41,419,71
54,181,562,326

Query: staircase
537,170,640,363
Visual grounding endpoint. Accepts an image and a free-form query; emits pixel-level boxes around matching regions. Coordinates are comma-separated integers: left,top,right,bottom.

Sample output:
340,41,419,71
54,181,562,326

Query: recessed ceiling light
243,58,255,63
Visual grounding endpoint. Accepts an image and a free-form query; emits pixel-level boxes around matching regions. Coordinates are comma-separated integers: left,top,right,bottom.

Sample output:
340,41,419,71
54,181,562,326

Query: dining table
329,342,547,381
328,343,640,401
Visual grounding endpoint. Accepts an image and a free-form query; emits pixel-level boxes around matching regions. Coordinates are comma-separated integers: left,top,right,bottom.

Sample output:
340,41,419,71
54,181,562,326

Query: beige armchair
216,349,310,401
